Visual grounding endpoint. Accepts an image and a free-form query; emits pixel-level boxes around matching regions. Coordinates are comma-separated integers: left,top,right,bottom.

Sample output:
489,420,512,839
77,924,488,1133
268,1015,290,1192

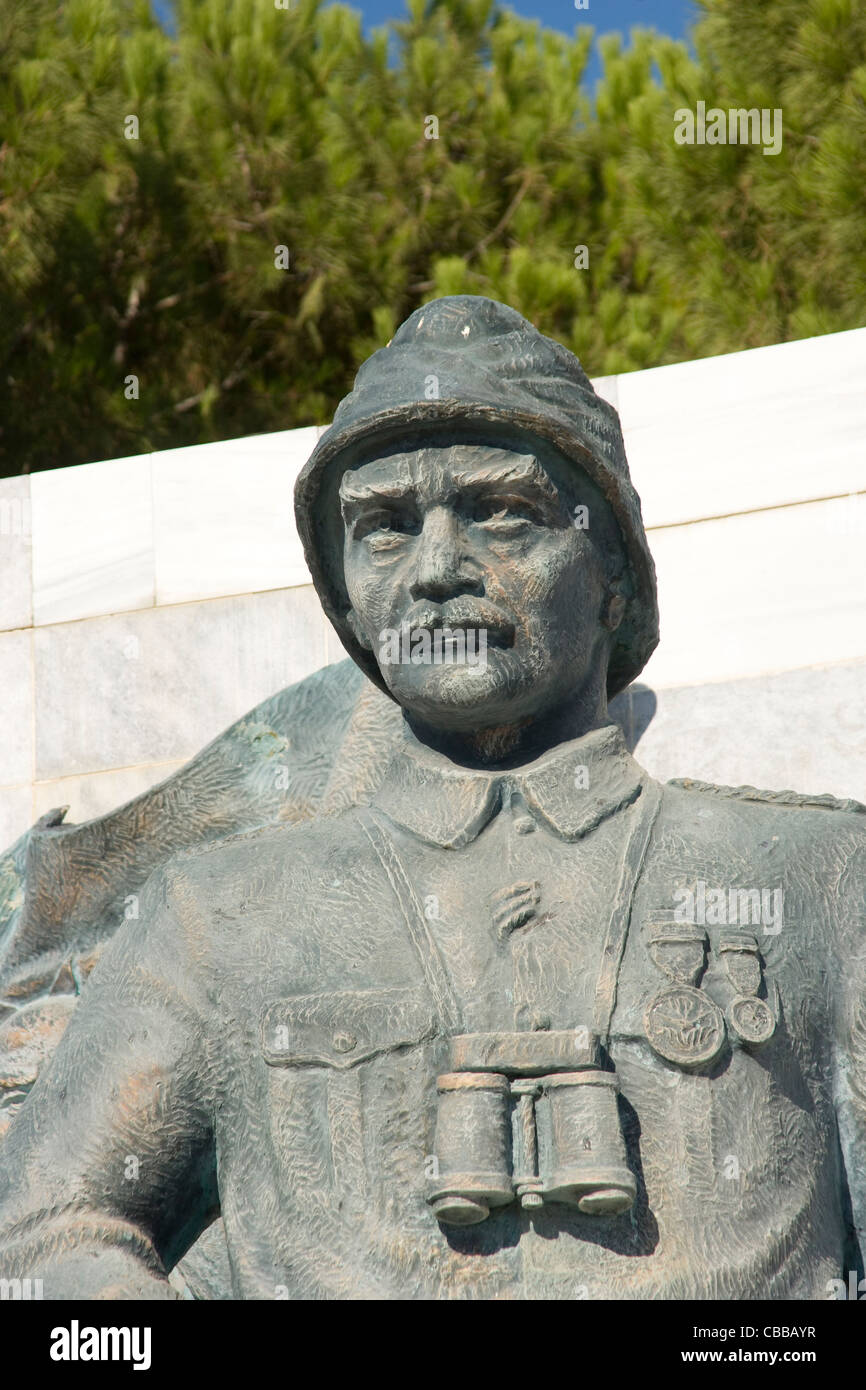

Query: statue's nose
409,506,480,601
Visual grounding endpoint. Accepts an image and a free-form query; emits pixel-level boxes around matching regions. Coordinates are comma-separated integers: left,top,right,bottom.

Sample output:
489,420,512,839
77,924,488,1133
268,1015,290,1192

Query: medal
719,932,776,1047
643,921,727,1069
719,930,762,995
647,922,707,987
726,994,776,1046
643,984,727,1069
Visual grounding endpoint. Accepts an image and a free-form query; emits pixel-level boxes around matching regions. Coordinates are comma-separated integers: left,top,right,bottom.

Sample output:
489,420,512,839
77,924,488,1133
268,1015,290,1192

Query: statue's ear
603,592,627,634
345,606,374,652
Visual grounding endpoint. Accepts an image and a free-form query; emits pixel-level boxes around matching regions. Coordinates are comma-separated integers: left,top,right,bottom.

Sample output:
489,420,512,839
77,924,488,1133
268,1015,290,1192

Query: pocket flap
261,984,439,1068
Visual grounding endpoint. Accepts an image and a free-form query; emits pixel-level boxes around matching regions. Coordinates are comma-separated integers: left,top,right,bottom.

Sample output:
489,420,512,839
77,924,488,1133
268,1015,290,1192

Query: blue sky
360,0,696,38
152,0,697,88
154,0,696,42
371,0,698,86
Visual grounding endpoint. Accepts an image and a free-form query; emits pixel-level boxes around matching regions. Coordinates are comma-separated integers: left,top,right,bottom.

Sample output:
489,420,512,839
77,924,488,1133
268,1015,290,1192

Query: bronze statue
0,296,863,1300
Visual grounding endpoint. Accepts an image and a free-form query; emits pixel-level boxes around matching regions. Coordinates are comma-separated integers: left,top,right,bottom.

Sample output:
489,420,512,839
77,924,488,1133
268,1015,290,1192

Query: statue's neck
403,686,611,771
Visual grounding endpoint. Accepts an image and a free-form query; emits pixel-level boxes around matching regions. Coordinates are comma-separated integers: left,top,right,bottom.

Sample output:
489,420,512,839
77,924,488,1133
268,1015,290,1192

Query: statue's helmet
295,295,659,700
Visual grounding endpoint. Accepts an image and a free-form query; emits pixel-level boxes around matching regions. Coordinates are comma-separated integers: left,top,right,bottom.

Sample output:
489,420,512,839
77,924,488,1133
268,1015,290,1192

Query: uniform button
332,1032,356,1053
513,815,535,835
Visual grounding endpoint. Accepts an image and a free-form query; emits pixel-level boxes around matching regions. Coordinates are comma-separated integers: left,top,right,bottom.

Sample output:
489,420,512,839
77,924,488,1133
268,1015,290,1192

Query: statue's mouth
401,599,515,650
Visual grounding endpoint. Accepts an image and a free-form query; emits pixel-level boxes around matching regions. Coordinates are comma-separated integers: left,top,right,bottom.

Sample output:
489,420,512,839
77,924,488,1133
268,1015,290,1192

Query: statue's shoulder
244,654,367,737
158,808,417,976
666,777,866,818
165,805,376,889
663,778,866,858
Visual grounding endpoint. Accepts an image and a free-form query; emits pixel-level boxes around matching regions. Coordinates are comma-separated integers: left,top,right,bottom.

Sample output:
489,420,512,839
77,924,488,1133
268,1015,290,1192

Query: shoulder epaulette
667,778,866,815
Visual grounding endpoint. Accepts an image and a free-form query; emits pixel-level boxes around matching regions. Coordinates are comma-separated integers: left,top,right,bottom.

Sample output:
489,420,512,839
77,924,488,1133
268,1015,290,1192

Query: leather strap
359,808,463,1035
593,780,664,1044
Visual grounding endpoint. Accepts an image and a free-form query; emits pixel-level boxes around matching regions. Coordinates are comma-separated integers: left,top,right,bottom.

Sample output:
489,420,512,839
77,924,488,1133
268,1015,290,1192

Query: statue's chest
229,809,843,1296
413,811,626,1033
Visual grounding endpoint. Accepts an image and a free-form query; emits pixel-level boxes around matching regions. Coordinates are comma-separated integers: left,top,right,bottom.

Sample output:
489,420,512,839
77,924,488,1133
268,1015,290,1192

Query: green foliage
0,0,863,473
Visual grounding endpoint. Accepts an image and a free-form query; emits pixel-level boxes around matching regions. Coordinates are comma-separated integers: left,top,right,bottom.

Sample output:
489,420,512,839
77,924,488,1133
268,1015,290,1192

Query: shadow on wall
609,683,657,753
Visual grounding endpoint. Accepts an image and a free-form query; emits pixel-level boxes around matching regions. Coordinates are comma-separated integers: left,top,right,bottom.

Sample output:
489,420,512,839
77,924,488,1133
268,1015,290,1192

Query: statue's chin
381,656,540,733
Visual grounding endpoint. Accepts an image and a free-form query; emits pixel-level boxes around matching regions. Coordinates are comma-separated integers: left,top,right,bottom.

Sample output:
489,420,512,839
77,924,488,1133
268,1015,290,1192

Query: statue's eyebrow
339,453,559,511
451,456,559,504
339,474,415,507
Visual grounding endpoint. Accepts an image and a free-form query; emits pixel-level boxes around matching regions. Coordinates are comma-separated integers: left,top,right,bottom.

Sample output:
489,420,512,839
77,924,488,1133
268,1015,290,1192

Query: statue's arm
0,863,217,1299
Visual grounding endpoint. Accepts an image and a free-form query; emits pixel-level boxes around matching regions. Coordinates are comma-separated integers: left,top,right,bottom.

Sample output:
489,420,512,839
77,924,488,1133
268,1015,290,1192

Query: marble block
33,585,326,780
31,453,154,626
153,427,318,606
0,477,32,634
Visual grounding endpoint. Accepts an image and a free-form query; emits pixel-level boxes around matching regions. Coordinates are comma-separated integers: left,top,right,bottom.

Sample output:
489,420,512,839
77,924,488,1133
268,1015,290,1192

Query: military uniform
1,295,863,1300
1,723,863,1299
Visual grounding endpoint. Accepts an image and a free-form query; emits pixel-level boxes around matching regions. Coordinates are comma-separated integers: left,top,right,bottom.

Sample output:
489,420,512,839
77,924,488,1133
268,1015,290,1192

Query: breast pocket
261,984,440,1068
260,985,441,1214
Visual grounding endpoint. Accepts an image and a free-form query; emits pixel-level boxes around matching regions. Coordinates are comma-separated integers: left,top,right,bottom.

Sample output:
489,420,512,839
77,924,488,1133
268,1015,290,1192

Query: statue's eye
472,496,535,527
358,509,418,541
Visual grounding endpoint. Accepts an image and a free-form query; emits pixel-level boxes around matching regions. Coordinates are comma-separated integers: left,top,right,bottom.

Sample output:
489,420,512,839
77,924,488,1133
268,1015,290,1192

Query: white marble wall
1,328,864,846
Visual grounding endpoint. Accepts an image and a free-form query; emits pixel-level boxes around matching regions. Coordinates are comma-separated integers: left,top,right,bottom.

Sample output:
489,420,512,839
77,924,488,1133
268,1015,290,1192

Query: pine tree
0,0,863,474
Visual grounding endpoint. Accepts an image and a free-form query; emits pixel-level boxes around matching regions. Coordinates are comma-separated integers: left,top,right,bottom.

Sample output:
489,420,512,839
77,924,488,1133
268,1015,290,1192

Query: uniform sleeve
0,861,218,1299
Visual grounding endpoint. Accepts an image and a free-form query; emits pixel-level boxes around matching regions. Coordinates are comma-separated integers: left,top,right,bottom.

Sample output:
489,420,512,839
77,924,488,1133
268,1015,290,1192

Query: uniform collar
372,721,645,849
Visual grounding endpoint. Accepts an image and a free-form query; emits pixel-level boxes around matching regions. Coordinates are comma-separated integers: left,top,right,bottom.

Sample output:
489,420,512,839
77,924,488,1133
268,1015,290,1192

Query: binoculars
427,1029,636,1226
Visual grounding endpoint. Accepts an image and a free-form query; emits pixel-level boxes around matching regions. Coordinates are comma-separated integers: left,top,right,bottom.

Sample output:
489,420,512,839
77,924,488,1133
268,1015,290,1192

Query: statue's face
341,442,617,733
